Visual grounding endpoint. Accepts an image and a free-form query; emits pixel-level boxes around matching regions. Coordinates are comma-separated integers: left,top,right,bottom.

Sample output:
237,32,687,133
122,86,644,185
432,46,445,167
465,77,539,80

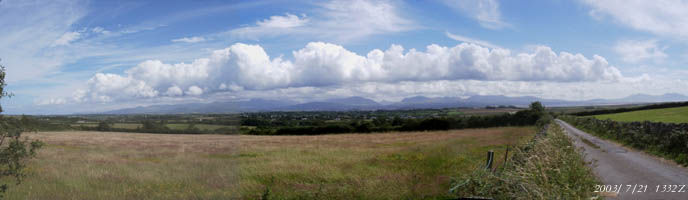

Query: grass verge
450,123,600,199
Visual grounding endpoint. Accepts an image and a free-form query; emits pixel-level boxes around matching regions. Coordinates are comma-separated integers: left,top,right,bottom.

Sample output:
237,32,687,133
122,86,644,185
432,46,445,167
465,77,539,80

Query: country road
556,119,688,199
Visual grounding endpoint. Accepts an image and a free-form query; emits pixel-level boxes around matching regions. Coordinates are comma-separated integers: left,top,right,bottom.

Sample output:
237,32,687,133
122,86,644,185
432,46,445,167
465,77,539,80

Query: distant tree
391,116,404,126
0,60,43,197
529,101,545,117
96,121,111,131
185,122,200,133
141,120,169,132
529,101,551,129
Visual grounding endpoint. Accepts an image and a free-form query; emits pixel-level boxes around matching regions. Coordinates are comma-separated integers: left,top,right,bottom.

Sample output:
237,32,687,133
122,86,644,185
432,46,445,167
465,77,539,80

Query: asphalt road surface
556,119,688,200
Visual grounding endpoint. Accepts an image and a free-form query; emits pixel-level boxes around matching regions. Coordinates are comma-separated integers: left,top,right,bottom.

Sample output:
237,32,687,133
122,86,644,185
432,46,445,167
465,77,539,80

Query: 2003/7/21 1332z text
594,184,686,195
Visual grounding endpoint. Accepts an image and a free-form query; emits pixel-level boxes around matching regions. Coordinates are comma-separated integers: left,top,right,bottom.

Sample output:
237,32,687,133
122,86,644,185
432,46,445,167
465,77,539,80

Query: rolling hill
592,106,688,123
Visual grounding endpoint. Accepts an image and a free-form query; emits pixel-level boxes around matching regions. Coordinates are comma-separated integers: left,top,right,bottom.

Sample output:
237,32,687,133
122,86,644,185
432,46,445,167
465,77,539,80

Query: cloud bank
69,42,624,103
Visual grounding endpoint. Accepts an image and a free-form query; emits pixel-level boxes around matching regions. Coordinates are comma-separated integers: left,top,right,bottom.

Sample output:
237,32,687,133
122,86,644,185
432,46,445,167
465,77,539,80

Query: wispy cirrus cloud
172,36,206,43
445,31,500,48
230,0,414,43
0,0,87,83
441,0,509,30
52,31,82,46
614,39,667,63
583,0,688,40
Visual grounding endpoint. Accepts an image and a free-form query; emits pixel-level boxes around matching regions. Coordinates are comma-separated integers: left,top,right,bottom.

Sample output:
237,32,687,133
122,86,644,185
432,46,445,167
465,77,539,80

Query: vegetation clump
0,62,43,198
450,123,600,199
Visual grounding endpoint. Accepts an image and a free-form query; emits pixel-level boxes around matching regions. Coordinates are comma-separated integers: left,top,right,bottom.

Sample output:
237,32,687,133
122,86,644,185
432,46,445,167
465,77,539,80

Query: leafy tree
186,122,200,132
529,101,545,116
96,121,111,131
0,61,43,197
141,120,169,132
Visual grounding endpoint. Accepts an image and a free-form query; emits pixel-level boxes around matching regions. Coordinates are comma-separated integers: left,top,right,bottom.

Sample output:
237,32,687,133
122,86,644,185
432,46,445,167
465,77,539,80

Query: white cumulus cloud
165,86,183,96
72,41,625,103
186,86,203,96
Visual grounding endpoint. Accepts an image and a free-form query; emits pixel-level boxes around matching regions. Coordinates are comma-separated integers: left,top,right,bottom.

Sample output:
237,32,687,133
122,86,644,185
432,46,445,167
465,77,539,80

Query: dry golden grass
6,127,534,199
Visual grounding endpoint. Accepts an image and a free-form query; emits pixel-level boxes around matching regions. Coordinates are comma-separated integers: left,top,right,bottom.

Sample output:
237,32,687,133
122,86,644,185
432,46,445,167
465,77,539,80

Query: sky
2,0,688,114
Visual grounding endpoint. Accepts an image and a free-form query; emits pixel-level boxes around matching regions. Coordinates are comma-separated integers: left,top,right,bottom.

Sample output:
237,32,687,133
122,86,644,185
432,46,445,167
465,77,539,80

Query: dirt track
556,119,688,199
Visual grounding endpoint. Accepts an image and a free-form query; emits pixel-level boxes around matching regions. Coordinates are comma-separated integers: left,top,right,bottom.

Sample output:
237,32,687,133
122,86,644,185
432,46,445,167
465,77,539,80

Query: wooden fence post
485,150,494,170
503,145,509,166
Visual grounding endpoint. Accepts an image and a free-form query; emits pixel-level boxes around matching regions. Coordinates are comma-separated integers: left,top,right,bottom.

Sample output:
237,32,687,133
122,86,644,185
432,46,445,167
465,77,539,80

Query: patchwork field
592,106,688,123
9,127,535,199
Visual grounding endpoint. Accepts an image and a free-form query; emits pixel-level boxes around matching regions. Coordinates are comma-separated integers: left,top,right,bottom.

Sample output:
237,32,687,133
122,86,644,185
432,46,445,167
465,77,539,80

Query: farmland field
592,106,688,123
8,127,534,199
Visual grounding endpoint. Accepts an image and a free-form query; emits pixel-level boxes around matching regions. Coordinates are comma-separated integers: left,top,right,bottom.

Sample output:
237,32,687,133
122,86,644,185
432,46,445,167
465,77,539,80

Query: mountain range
99,93,688,114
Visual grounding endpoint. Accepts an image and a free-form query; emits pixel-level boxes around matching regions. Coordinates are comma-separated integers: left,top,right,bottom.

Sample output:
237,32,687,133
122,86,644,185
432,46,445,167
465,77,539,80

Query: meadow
592,105,688,123
6,127,535,199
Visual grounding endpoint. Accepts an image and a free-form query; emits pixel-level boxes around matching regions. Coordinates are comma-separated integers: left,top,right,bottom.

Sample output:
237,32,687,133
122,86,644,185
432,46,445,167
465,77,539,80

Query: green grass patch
592,106,688,123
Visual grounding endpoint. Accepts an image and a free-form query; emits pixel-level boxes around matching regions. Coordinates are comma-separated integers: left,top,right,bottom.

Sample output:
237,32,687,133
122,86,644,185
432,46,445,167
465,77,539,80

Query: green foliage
561,115,688,166
450,123,600,199
529,101,545,116
0,61,43,198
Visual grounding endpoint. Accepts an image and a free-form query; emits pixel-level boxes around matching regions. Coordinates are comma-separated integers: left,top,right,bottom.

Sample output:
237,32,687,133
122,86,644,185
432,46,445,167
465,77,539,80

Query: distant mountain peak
324,96,379,106
401,96,432,103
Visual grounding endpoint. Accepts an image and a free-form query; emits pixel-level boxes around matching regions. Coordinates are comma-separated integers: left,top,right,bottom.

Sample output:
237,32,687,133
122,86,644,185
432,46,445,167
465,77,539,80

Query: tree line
247,102,547,135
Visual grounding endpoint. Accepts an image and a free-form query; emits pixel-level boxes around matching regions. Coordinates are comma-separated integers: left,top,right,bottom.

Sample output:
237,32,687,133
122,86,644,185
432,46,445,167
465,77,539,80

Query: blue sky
2,0,688,114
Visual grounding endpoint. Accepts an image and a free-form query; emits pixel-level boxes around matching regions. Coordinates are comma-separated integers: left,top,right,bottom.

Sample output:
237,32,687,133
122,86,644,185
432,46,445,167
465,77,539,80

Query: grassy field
592,106,688,123
7,127,535,199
